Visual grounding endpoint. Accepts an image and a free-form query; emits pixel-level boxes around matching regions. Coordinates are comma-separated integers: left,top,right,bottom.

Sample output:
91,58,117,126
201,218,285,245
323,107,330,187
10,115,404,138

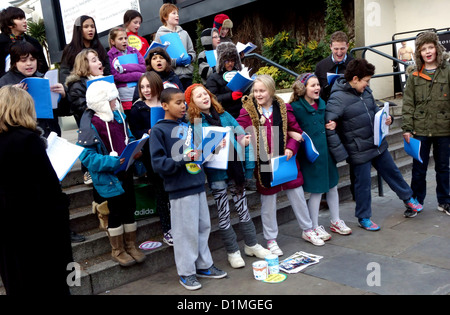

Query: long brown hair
187,84,224,123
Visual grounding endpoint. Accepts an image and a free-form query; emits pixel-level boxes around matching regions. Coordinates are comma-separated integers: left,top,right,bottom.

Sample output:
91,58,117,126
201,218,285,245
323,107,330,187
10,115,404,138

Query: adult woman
0,86,73,295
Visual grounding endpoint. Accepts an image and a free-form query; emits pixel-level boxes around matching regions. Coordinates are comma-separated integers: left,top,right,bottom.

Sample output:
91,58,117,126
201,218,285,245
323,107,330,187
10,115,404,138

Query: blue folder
301,132,320,163
205,50,217,68
117,54,139,87
404,138,423,163
86,75,115,88
226,71,255,93
21,77,53,119
192,129,227,165
270,154,298,187
150,107,165,127
160,33,188,59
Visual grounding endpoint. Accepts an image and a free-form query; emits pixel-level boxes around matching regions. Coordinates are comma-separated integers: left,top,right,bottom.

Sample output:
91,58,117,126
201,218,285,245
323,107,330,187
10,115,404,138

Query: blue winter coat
77,109,136,198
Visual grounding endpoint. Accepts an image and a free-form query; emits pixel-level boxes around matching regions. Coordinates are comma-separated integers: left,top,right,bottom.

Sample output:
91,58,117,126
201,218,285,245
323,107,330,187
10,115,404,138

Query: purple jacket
108,46,146,88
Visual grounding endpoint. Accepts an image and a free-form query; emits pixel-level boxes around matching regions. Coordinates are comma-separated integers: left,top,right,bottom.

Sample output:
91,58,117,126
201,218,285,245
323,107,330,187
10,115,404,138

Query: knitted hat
216,42,242,72
184,83,202,105
86,80,119,122
213,14,233,35
200,27,219,50
413,31,447,71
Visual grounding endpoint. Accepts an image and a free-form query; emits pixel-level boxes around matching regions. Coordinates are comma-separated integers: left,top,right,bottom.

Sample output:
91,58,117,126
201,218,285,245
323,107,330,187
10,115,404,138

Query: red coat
237,95,304,195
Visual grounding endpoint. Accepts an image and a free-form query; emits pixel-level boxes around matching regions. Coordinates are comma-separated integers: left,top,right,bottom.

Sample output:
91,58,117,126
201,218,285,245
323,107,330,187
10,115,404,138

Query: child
154,3,196,89
0,41,68,138
128,71,173,246
124,9,150,58
237,75,325,255
402,31,450,215
0,6,48,77
108,26,146,116
77,80,146,267
186,83,270,268
59,15,110,86
289,73,352,239
212,14,233,43
197,27,220,84
326,58,423,229
149,87,226,290
206,42,244,119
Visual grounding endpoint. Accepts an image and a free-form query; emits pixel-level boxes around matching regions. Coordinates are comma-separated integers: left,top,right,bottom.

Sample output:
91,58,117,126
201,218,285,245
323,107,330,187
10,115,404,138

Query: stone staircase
1,95,418,295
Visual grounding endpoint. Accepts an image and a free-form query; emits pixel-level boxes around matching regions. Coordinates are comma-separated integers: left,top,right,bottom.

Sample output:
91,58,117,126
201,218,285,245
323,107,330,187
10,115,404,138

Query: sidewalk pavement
103,169,450,297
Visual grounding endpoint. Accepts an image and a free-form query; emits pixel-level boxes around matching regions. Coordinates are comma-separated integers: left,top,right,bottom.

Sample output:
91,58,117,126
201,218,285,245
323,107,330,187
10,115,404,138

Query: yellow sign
128,35,143,51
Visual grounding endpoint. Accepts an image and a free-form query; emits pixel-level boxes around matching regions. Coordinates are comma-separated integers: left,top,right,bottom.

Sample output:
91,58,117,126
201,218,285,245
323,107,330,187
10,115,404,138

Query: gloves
231,91,243,100
176,54,192,67
113,58,124,73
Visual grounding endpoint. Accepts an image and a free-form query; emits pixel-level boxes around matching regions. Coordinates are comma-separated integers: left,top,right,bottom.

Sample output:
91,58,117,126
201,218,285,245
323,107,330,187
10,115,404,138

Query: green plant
192,19,204,84
324,0,348,39
27,19,50,64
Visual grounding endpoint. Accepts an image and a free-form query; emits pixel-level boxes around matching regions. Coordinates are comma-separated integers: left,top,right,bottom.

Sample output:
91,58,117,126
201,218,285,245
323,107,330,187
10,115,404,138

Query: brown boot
107,225,136,267
93,201,109,230
123,223,146,263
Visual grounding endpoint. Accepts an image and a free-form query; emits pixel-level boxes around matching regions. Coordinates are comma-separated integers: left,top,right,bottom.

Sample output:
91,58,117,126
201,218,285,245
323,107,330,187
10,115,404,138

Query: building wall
356,0,450,99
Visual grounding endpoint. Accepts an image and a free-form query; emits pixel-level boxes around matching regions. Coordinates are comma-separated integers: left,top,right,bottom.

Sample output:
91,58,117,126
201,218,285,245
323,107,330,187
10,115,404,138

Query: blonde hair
0,85,37,133
251,74,276,98
71,48,99,78
108,26,127,49
159,3,178,25
187,84,224,124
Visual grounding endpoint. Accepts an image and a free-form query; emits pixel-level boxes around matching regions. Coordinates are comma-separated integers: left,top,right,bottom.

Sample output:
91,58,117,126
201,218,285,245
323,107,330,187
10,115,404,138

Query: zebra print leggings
212,182,251,230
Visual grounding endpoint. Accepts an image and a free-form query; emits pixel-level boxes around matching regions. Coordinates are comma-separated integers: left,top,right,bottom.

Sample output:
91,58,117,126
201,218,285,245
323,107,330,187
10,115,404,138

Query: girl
206,42,244,119
186,83,270,268
198,27,220,84
237,75,325,255
0,86,72,295
289,73,352,240
0,6,48,77
128,71,173,246
59,15,110,86
0,41,68,138
78,80,145,267
124,9,150,58
154,3,196,89
108,26,146,116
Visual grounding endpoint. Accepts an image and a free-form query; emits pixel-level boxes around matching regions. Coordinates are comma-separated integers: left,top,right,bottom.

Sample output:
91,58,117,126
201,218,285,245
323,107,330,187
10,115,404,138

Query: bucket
252,260,268,280
265,254,279,274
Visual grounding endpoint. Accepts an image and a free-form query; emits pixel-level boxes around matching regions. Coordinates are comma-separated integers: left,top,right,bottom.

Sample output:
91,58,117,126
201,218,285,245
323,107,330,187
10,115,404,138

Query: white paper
203,126,231,170
46,132,84,181
44,69,60,109
374,102,390,146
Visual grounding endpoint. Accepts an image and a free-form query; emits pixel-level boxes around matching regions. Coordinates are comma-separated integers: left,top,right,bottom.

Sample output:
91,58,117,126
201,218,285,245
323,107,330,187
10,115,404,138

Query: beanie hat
213,14,233,36
184,83,202,105
86,80,119,122
216,42,242,72
200,27,219,50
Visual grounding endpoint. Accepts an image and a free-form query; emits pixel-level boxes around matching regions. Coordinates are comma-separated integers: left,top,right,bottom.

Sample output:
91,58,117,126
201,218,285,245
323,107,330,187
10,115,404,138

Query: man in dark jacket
315,31,353,102
325,58,422,230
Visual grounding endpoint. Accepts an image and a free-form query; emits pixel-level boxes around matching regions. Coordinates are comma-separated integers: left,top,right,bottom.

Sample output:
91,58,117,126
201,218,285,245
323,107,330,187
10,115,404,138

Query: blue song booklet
270,154,298,187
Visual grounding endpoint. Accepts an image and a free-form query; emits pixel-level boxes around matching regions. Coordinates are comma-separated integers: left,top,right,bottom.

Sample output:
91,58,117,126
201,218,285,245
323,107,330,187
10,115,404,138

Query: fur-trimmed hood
216,42,242,72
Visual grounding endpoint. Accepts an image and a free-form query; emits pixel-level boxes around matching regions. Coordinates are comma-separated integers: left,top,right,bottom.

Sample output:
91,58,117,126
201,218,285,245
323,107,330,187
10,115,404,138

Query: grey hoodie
154,25,196,80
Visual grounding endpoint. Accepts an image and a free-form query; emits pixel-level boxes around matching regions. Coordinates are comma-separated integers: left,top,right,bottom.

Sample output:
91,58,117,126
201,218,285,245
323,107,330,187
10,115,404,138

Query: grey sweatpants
170,192,214,276
260,186,312,240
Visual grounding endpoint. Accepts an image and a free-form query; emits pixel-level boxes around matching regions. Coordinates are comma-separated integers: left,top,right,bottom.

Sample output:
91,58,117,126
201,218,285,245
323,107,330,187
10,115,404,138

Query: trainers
227,250,245,268
179,275,202,290
267,240,283,256
437,204,450,216
302,229,325,246
314,225,332,241
358,218,380,231
404,197,423,213
244,243,271,259
196,265,227,279
83,171,93,185
404,208,417,218
163,231,173,246
330,219,352,235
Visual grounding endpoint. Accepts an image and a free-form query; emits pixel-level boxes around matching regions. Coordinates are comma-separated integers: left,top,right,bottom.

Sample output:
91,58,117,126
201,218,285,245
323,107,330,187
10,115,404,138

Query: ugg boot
92,201,109,230
240,220,271,259
107,225,135,267
123,223,146,263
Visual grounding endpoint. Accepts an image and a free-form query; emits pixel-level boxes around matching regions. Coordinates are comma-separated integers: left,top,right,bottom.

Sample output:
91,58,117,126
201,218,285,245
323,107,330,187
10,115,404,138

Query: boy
402,31,450,215
149,88,227,290
154,3,196,89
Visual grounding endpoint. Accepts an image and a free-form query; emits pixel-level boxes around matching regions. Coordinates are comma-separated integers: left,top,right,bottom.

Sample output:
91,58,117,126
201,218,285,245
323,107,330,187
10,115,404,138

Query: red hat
184,83,202,105
213,14,233,33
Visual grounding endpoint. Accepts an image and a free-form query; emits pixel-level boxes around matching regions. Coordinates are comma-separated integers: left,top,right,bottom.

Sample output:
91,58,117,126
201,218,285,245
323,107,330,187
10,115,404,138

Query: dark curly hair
344,58,375,81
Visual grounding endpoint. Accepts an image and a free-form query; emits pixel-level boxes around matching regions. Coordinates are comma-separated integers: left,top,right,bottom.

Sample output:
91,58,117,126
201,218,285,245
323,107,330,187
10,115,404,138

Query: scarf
9,34,24,43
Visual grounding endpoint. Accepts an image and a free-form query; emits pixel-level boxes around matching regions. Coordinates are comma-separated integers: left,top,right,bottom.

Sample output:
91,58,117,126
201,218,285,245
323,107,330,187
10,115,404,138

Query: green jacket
402,62,450,137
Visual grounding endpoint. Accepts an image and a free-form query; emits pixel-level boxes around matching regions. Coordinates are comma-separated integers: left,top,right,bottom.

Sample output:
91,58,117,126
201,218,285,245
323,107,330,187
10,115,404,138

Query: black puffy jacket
325,78,388,165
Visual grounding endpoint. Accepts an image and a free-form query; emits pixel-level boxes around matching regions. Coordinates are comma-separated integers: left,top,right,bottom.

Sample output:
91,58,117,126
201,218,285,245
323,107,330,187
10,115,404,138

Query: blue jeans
353,149,413,219
411,136,450,205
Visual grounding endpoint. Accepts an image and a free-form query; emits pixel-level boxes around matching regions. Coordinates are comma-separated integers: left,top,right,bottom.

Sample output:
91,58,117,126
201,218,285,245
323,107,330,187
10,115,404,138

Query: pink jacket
108,46,146,89
237,96,304,195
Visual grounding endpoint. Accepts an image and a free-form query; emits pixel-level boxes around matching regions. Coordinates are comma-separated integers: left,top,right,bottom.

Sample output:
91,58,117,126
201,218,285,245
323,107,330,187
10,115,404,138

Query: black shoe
70,230,86,243
437,204,450,216
404,208,417,218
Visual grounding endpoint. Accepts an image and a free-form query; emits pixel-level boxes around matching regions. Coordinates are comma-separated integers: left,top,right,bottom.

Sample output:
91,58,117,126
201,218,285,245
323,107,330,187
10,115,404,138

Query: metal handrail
244,52,300,78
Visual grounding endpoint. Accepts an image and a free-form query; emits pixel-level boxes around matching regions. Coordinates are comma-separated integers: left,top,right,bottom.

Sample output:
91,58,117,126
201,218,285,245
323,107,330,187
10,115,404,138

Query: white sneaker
314,225,332,241
244,243,271,259
267,240,283,256
330,219,352,235
227,250,245,268
302,229,325,246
